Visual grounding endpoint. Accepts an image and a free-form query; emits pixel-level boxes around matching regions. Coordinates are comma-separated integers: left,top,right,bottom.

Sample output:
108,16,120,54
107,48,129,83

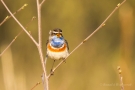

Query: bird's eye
52,33,56,36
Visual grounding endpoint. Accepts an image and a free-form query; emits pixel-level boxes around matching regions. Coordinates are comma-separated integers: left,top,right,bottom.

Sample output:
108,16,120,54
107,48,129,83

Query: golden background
0,0,135,90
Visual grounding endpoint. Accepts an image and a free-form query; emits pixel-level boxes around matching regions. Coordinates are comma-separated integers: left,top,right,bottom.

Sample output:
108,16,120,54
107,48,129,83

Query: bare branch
31,82,41,90
36,0,49,90
0,16,36,57
117,66,125,90
40,0,46,6
0,31,22,57
36,0,42,46
1,0,38,46
0,4,28,26
25,16,36,28
47,0,126,79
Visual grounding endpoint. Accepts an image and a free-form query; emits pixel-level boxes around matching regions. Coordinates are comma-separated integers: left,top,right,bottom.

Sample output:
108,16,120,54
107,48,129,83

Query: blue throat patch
51,36,64,48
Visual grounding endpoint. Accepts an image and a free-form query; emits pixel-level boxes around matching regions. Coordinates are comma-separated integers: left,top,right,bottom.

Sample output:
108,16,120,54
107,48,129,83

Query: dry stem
40,0,46,6
0,4,28,26
0,16,36,57
36,0,48,90
117,66,124,90
47,0,126,79
31,82,41,90
1,0,38,46
0,31,22,57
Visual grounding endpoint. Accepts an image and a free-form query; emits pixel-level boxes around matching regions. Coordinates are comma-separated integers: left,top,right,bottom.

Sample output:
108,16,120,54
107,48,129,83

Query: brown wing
46,40,49,46
65,40,69,51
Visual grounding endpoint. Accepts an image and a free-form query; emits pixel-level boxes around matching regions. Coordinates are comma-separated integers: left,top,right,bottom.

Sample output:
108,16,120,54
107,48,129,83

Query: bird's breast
47,43,67,52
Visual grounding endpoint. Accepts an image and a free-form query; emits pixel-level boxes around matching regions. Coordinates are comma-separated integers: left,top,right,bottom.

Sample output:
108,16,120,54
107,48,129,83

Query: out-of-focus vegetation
0,0,135,90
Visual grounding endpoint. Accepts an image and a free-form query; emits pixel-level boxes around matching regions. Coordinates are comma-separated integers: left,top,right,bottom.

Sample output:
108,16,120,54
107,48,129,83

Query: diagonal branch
0,4,28,26
1,0,38,46
47,0,126,79
0,16,36,57
0,31,22,57
40,0,46,6
31,82,41,90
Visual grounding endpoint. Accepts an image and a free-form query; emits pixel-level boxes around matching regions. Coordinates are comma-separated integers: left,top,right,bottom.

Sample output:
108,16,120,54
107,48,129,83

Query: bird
46,28,69,71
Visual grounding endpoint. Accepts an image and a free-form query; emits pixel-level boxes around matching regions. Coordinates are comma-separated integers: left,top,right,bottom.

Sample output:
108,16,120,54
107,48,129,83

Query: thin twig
0,16,36,57
0,31,22,57
40,0,46,6
31,82,41,90
117,66,124,90
47,0,126,79
36,0,48,90
1,0,38,46
0,4,28,26
26,16,36,28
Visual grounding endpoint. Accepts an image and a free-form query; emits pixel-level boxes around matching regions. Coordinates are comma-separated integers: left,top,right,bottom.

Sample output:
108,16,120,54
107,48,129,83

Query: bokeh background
0,0,135,90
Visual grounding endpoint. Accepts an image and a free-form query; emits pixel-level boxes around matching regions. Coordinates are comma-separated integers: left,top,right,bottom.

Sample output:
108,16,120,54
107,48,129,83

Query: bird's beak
56,33,61,38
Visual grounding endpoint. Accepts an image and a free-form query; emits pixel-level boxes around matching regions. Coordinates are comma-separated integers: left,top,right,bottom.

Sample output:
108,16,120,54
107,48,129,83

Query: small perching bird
46,28,69,71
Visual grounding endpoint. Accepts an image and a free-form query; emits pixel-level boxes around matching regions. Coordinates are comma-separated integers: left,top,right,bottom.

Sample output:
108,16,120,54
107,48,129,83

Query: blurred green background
0,0,135,90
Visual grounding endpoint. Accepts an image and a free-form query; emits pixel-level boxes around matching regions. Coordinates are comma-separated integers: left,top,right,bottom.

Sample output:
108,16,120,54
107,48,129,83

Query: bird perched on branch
46,28,69,71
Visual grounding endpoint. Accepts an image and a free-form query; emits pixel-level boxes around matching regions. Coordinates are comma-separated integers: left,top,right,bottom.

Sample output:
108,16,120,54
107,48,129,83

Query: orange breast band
48,44,66,52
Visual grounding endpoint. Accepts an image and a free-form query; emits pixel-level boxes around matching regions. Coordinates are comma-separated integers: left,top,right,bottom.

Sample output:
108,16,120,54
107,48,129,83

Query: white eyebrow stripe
52,31,62,34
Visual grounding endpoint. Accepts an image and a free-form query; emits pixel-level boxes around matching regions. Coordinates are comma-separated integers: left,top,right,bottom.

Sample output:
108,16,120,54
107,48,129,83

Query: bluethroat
46,28,69,71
